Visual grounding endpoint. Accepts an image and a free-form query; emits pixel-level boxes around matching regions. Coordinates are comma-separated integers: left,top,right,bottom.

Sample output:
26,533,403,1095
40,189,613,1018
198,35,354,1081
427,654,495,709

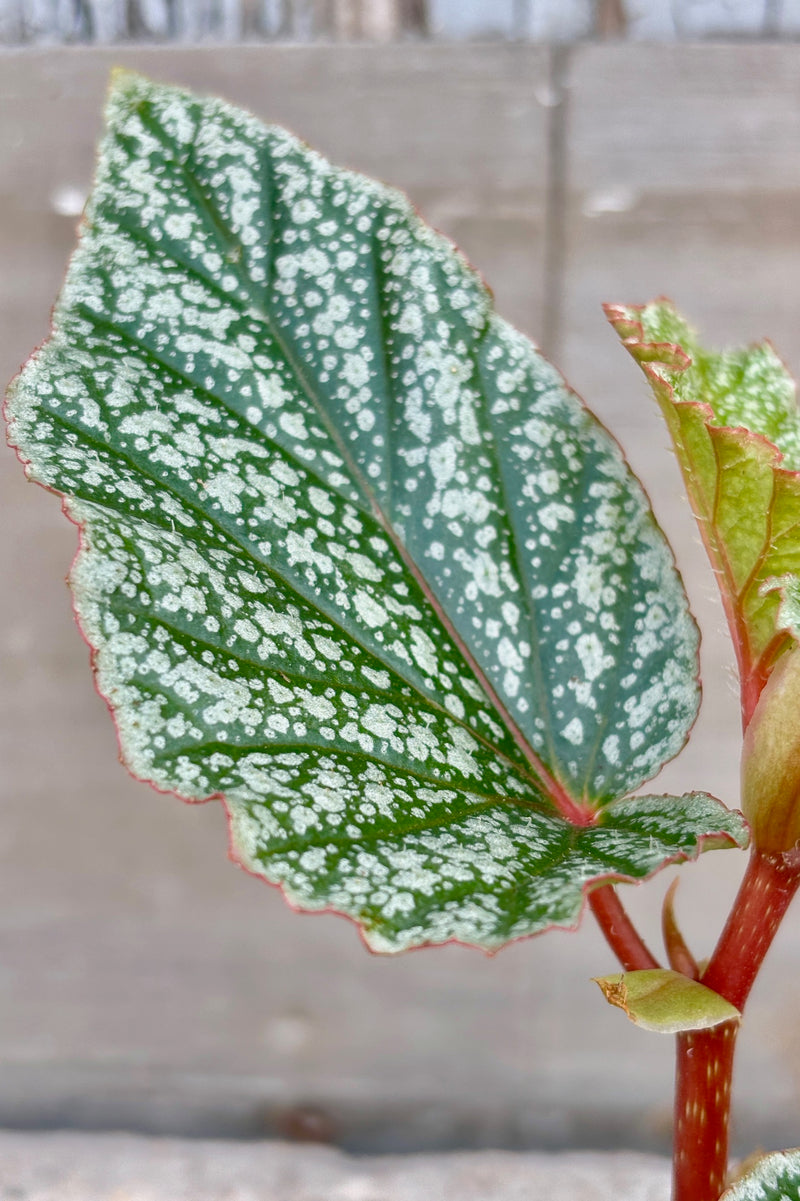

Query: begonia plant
7,72,800,1201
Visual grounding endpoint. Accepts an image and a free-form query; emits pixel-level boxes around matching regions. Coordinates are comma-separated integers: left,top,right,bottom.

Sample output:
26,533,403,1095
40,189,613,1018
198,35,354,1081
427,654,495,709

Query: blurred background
2,0,800,1162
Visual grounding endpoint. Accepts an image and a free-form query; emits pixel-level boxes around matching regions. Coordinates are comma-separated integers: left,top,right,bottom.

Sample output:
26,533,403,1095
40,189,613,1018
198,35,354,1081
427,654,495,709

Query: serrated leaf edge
224,789,747,954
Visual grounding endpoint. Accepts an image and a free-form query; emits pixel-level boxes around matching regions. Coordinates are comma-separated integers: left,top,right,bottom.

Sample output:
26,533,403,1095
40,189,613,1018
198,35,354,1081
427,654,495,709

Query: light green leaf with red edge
721,1148,800,1201
593,968,740,1034
5,74,747,953
606,300,800,726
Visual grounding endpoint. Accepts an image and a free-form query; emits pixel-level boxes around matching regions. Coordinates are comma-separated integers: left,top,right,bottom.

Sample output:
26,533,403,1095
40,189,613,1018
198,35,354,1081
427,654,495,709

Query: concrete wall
3,43,800,1155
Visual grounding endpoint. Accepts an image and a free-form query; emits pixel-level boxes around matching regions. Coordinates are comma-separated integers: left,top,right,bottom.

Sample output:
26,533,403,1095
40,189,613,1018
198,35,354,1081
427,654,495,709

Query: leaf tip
592,972,630,1015
107,65,147,102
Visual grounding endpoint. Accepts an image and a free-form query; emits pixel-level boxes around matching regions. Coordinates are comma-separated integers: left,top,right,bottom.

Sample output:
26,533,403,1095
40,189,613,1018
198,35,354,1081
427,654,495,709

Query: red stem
673,1023,737,1201
672,848,800,1201
589,884,660,971
702,849,800,1009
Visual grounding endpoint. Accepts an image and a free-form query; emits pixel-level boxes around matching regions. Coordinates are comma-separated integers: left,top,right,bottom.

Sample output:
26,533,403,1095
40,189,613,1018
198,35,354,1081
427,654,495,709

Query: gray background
2,33,800,1157
5,0,800,44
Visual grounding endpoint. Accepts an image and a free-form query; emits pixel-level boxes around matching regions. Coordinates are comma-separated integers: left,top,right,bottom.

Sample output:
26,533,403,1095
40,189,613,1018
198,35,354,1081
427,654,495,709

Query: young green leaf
593,968,740,1034
720,1149,800,1200
606,300,800,726
6,74,745,951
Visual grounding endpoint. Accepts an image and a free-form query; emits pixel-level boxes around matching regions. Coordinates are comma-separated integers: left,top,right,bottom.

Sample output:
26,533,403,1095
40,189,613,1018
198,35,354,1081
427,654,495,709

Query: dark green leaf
230,790,747,951
6,73,744,950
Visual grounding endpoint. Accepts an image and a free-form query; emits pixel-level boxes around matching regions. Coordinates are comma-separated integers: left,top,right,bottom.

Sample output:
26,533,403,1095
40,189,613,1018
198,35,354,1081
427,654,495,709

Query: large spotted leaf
607,300,800,726
6,73,746,952
721,1150,800,1201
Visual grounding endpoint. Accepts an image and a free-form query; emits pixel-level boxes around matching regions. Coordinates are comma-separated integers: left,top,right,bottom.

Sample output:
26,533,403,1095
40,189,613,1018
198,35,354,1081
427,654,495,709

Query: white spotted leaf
6,73,747,952
720,1149,800,1201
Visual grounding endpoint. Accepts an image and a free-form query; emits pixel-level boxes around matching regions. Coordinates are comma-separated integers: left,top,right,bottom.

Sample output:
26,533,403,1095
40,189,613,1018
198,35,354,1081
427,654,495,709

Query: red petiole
592,849,800,1201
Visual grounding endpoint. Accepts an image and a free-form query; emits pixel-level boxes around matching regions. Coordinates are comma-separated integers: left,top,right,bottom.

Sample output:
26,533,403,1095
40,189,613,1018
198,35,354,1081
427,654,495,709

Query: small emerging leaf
6,75,745,952
593,969,740,1034
661,879,699,979
721,1148,800,1200
607,299,800,726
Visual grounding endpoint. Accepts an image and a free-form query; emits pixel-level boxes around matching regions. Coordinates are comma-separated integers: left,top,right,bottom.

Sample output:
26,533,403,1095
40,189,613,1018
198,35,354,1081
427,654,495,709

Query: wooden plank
562,45,800,448
0,42,546,191
569,44,800,195
0,43,547,334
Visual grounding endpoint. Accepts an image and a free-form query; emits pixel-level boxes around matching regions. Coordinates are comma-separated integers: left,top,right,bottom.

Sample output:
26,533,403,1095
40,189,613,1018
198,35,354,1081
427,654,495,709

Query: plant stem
672,848,800,1201
673,1022,737,1201
703,849,800,1007
589,884,660,971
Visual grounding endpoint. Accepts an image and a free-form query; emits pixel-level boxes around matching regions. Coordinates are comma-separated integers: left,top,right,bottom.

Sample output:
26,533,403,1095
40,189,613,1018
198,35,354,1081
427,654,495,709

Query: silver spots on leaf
5,72,718,952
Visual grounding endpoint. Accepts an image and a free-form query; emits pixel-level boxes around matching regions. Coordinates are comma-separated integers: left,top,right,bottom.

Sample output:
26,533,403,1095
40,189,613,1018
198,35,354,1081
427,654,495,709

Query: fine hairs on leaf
7,72,800,1200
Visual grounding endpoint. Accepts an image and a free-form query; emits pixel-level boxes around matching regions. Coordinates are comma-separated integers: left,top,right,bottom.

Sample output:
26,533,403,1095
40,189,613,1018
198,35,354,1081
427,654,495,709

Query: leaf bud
741,643,800,852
